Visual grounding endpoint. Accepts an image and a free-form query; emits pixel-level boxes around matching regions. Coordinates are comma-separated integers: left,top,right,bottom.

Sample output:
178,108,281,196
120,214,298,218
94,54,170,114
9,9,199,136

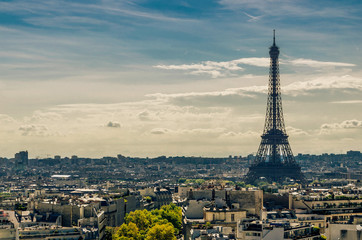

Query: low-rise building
0,210,16,240
326,215,362,240
18,225,82,240
204,207,246,224
237,220,322,240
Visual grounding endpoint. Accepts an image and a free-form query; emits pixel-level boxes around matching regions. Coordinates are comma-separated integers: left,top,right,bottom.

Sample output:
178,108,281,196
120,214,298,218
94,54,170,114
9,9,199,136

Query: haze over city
0,0,362,158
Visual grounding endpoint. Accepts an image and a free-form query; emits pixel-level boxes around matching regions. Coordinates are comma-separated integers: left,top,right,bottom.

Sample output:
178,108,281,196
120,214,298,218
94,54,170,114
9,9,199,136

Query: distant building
347,150,361,157
139,187,172,209
14,151,28,170
154,188,172,208
71,155,78,165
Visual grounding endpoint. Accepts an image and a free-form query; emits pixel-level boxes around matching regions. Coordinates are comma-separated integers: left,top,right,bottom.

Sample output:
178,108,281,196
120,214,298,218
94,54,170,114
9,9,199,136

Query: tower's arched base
245,162,305,184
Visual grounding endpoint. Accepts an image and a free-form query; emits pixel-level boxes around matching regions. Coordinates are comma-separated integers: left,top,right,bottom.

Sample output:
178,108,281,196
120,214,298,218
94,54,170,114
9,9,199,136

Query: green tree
145,223,176,240
114,204,181,240
125,210,154,231
114,222,139,240
159,204,182,231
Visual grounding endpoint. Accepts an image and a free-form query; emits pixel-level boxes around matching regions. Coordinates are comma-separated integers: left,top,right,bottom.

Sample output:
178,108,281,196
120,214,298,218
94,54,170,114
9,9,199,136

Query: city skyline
0,0,362,158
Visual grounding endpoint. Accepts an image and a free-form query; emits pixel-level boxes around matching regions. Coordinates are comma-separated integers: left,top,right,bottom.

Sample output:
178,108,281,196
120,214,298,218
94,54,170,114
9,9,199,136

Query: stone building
186,189,263,217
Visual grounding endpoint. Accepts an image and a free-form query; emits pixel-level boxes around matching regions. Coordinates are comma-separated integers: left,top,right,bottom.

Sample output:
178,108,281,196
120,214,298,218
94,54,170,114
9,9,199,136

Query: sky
0,0,362,158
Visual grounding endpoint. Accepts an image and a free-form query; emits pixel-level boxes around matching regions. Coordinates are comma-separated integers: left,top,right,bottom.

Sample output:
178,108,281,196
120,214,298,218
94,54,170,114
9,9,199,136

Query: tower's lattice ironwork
245,31,305,184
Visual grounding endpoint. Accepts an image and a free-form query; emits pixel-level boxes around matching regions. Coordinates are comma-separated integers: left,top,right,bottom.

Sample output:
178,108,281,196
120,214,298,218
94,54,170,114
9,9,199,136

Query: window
340,230,347,238
231,214,235,221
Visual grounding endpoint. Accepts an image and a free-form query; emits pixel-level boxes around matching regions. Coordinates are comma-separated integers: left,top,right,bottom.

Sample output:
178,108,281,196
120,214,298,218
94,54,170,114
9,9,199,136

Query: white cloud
146,74,362,107
148,87,260,101
154,58,269,78
283,75,362,96
287,58,355,68
220,130,259,138
331,100,362,104
286,126,309,136
321,119,362,130
155,57,354,78
232,58,269,67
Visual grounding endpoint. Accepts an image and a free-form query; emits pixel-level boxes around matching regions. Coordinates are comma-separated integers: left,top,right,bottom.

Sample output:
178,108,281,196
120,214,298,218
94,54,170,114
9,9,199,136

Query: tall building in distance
14,150,28,170
245,31,305,184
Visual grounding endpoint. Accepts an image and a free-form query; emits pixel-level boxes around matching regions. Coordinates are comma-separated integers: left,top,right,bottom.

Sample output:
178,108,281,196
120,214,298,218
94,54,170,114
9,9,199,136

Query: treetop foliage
112,203,182,240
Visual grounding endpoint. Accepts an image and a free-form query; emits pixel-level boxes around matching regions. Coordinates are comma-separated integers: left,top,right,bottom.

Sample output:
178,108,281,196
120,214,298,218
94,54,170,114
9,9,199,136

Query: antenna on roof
273,29,276,46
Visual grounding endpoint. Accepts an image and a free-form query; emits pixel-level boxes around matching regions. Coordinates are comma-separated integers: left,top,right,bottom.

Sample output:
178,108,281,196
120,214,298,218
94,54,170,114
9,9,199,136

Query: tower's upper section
263,29,286,135
269,30,279,58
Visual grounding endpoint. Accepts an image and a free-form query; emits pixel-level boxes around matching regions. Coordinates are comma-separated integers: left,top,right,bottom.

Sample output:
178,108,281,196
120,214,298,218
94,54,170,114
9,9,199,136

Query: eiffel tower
245,30,305,184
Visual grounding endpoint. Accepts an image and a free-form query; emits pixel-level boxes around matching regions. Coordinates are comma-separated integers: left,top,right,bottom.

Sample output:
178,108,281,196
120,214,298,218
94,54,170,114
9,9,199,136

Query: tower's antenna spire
273,29,276,46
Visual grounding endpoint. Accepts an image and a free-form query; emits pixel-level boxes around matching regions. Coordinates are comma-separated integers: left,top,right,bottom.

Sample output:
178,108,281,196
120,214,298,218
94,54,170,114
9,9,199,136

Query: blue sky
0,0,361,158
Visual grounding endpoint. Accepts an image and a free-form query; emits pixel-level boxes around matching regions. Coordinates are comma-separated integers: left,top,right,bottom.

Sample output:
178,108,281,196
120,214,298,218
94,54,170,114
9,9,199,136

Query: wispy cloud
94,5,196,23
155,57,355,78
243,12,262,22
287,58,355,68
147,74,362,106
331,100,362,104
286,126,309,136
24,16,113,29
219,0,356,19
0,0,196,30
154,57,269,78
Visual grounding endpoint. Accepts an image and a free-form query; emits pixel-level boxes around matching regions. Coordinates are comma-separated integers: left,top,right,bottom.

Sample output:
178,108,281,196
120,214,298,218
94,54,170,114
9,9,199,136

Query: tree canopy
145,223,176,240
112,203,182,240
